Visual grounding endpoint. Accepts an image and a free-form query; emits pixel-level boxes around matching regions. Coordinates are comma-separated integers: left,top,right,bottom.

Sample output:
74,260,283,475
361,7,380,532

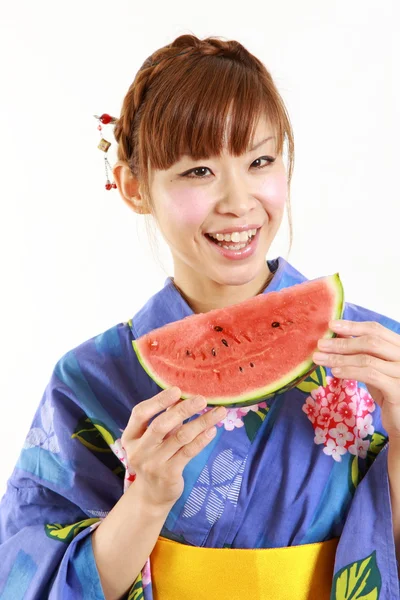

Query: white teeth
208,228,258,243
219,242,247,250
230,232,241,242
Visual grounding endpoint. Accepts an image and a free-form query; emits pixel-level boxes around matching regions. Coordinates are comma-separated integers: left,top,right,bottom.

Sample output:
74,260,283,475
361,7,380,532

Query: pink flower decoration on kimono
199,401,267,430
314,427,328,445
336,402,356,427
359,387,376,413
302,397,318,423
327,376,342,394
110,437,136,491
310,387,327,407
357,414,374,438
325,391,341,411
328,423,354,446
316,407,333,428
141,558,152,587
323,439,347,462
302,377,376,461
348,438,370,459
237,401,267,416
218,408,245,431
342,379,358,396
338,390,352,405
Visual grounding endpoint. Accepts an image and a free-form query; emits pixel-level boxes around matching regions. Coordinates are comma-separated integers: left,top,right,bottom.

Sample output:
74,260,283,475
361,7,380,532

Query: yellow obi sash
150,535,339,600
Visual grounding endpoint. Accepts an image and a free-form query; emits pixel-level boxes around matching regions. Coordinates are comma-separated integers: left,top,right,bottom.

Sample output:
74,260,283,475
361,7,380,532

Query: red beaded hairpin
93,113,118,190
94,51,192,190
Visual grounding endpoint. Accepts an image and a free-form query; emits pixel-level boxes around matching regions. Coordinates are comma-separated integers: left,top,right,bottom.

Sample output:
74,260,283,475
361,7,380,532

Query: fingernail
213,406,227,418
331,367,342,375
330,320,348,330
170,387,181,397
313,352,328,364
318,339,332,350
193,396,207,408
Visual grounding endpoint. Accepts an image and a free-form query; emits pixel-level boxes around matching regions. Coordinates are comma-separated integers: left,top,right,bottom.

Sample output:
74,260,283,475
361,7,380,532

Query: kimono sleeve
0,361,127,600
330,302,400,599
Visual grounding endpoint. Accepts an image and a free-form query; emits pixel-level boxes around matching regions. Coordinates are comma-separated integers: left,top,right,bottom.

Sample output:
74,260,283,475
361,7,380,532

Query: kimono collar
130,256,308,339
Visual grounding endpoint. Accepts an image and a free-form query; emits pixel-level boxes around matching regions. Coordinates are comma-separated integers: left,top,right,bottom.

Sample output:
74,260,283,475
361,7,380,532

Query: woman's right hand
121,387,227,511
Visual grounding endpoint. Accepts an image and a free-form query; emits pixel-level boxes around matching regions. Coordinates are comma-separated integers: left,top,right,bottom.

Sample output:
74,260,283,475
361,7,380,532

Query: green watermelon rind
132,274,344,408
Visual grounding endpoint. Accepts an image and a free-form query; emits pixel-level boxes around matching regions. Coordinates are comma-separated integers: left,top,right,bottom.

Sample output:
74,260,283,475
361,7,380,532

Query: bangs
140,54,288,173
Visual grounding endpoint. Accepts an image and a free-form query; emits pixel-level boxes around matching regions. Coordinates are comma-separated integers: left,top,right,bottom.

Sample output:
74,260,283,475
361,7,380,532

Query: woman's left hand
313,320,400,439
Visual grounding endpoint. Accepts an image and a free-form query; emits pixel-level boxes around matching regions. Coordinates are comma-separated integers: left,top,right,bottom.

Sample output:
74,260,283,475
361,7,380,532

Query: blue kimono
0,256,399,599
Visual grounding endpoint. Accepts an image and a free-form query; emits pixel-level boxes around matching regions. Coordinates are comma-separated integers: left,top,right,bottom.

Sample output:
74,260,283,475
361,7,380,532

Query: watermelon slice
132,274,344,407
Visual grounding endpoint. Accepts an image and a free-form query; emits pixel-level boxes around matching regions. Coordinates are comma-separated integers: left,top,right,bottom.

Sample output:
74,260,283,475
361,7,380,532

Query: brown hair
113,34,295,261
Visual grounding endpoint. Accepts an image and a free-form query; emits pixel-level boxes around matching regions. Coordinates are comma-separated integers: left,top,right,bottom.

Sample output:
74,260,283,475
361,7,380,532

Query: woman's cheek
165,187,211,226
258,172,288,209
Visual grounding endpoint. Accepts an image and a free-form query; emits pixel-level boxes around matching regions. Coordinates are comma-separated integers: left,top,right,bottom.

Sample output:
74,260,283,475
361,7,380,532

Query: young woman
1,34,399,600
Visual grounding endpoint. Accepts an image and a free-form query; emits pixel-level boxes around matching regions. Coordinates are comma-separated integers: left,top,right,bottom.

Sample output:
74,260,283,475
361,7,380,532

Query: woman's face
148,116,288,300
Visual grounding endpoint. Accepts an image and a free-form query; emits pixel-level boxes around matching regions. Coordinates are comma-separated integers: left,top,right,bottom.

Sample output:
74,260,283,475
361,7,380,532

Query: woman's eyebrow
178,135,276,164
248,136,275,153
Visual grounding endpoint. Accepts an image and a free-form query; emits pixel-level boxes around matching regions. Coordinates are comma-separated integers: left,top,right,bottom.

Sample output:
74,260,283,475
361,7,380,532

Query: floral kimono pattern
0,256,399,599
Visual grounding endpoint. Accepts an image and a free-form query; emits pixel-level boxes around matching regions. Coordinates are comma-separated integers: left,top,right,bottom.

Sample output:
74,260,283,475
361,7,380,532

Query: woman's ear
113,160,150,214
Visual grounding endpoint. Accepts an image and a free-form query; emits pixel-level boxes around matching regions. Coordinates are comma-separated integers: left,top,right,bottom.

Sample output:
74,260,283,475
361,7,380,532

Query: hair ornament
94,113,118,190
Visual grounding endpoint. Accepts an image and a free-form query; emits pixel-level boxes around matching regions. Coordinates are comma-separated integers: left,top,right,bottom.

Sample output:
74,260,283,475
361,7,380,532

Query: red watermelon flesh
132,274,344,407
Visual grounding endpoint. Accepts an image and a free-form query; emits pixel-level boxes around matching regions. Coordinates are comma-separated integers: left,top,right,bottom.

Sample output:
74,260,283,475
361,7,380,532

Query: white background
0,0,398,494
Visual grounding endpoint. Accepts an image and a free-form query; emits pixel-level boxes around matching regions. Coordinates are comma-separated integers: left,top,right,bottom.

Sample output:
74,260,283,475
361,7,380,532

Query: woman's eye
183,166,211,179
181,156,276,179
251,156,276,169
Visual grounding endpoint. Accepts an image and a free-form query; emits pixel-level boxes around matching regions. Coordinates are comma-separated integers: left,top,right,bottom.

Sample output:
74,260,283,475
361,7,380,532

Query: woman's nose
215,182,257,216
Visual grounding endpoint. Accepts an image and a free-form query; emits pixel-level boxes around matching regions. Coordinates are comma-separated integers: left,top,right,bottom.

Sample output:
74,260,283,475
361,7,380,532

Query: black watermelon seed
211,348,216,356
186,350,192,356
272,322,280,328
239,366,243,372
250,362,254,367
214,326,223,332
221,339,229,347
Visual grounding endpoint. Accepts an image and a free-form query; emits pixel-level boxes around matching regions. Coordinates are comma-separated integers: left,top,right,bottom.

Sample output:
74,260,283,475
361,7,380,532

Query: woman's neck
171,265,274,314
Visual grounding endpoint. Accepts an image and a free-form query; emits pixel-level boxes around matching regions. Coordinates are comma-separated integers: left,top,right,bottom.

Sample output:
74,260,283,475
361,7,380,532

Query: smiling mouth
205,229,259,250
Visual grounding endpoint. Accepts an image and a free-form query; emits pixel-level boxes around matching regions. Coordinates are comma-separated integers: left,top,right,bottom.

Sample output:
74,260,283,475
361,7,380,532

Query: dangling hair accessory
94,113,118,190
